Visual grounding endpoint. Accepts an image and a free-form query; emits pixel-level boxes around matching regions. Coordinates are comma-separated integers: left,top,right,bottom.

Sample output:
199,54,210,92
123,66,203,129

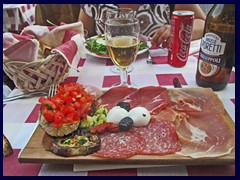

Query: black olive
119,117,133,131
117,102,131,111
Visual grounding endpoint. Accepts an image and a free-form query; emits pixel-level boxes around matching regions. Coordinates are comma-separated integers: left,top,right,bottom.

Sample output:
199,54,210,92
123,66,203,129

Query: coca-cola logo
177,23,192,62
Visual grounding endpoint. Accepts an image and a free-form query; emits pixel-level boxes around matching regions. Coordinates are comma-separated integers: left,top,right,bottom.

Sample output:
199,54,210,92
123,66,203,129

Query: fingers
151,25,171,47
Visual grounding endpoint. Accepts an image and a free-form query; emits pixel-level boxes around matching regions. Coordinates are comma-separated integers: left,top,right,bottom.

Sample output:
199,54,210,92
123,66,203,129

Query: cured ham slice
97,87,137,110
131,86,169,114
152,107,188,129
93,130,146,159
175,111,235,158
98,86,169,113
168,88,225,114
84,85,103,99
133,120,181,155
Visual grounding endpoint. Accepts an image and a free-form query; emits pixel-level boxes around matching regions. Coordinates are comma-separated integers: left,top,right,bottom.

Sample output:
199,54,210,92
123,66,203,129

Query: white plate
85,35,151,59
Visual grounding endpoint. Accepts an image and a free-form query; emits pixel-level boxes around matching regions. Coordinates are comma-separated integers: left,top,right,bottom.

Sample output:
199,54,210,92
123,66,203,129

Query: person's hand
151,24,171,48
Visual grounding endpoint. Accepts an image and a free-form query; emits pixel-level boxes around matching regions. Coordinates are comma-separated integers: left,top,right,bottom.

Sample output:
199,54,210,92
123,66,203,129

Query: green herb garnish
78,138,87,145
85,35,108,55
139,41,149,51
85,35,148,55
63,139,72,145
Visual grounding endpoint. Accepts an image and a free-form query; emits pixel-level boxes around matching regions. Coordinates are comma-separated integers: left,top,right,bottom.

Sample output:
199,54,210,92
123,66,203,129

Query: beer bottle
196,4,235,91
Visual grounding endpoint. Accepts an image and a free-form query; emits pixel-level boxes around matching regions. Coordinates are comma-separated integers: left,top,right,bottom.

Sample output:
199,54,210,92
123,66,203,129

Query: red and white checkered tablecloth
3,44,235,176
3,4,36,32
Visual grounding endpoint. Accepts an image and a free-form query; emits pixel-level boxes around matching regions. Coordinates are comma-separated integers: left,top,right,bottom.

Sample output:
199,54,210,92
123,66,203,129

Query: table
3,4,36,33
3,43,235,176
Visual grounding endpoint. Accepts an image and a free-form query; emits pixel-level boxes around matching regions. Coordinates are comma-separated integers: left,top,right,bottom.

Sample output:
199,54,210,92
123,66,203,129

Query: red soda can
168,11,194,67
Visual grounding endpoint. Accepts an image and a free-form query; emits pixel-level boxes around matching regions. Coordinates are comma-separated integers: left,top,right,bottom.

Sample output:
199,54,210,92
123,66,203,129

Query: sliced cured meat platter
18,87,235,165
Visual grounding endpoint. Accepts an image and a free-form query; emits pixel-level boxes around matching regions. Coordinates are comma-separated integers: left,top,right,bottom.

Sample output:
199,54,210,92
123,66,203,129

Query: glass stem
120,68,129,86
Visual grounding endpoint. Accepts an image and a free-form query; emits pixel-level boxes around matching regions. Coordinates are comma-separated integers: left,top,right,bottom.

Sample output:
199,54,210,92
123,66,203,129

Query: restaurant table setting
3,29,235,175
3,4,36,33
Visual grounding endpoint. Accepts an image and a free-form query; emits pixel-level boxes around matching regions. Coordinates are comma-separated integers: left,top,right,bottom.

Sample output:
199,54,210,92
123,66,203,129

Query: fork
3,91,47,103
146,49,156,64
48,85,58,97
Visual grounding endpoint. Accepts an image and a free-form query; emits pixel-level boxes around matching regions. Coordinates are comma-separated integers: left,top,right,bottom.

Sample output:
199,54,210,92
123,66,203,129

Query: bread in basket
3,22,86,92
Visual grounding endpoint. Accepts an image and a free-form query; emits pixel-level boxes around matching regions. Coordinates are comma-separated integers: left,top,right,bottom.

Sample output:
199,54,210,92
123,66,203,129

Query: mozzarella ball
129,107,151,126
107,106,129,124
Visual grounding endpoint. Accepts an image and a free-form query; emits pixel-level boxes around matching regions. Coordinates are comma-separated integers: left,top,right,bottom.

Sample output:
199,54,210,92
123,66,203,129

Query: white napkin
73,163,169,172
189,39,201,55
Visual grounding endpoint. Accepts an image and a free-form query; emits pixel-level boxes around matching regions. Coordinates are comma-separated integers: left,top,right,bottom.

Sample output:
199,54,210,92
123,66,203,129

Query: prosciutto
97,87,138,110
161,88,235,158
98,86,169,113
130,86,169,114
168,88,225,113
175,111,235,158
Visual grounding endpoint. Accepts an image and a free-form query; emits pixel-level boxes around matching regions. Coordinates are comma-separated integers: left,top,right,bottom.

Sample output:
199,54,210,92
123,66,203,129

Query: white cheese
96,38,106,46
107,106,129,124
129,107,151,126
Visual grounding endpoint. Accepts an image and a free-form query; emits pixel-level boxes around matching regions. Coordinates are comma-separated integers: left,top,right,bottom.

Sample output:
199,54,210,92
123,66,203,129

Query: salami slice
93,130,146,159
133,120,181,155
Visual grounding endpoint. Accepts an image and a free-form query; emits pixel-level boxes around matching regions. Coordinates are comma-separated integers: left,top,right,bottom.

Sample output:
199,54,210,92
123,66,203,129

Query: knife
3,91,47,103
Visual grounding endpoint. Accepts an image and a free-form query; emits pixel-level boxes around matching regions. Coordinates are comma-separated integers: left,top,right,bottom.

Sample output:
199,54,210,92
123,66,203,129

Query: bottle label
198,32,227,77
200,33,226,56
198,59,221,77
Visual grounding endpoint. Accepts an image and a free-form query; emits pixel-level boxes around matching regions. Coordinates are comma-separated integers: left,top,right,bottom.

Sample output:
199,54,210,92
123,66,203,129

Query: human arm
151,4,206,47
78,6,96,38
174,4,206,40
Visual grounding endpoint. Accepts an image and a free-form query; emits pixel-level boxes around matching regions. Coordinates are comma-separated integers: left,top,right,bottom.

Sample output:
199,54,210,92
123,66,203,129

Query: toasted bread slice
3,134,13,157
39,113,80,137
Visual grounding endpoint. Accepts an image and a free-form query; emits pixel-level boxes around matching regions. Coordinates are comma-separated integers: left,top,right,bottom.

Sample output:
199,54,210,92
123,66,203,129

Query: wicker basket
3,54,71,92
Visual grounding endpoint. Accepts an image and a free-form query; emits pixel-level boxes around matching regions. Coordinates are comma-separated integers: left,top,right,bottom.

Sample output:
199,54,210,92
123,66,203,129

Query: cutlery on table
3,84,59,103
3,91,47,103
146,49,156,64
48,85,58,97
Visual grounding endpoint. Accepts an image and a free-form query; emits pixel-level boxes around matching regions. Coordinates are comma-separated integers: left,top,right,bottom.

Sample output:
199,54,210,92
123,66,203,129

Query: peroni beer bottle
196,4,235,91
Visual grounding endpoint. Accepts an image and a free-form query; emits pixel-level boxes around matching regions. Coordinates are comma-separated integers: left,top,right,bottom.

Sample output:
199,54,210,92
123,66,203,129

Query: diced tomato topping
69,91,79,98
54,111,64,128
40,105,48,115
73,112,79,121
39,96,56,109
51,98,64,108
64,96,75,104
39,83,96,128
44,110,55,122
72,101,81,110
61,105,75,116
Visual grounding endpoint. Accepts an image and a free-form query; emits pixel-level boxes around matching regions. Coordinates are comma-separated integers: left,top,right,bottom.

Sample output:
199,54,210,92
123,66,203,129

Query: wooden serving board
18,111,235,165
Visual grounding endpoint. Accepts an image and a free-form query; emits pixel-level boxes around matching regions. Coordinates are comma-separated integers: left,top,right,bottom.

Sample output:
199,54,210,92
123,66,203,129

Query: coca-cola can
168,10,194,67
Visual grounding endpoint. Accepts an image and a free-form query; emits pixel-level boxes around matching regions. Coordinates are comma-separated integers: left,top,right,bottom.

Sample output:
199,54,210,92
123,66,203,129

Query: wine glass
106,8,135,74
105,17,140,87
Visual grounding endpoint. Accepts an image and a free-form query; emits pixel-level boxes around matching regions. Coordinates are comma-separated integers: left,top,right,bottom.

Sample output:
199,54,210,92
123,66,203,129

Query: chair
35,4,81,26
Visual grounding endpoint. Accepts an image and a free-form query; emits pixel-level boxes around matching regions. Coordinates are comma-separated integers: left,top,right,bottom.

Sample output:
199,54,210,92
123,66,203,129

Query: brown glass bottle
196,4,235,91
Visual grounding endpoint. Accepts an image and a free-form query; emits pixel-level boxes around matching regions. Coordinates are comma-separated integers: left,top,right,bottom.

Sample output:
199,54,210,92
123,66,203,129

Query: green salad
85,34,149,55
